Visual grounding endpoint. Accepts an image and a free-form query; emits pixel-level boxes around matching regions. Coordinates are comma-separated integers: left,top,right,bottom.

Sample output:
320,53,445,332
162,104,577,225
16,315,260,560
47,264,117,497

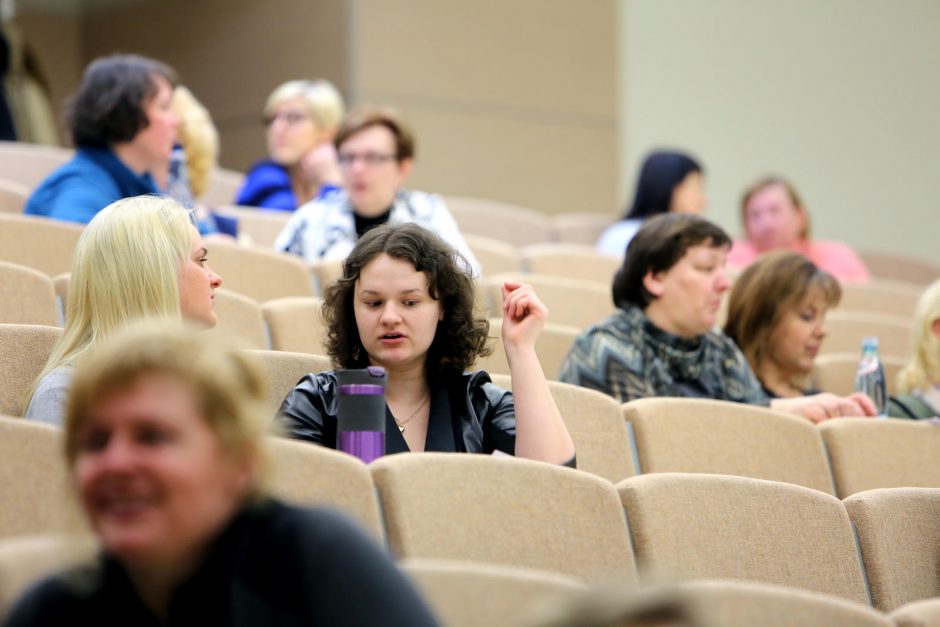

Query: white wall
618,0,940,262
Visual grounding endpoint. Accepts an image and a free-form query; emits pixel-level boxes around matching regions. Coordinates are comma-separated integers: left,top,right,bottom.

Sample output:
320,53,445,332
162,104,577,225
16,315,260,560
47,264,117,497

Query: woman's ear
930,318,940,341
642,270,665,298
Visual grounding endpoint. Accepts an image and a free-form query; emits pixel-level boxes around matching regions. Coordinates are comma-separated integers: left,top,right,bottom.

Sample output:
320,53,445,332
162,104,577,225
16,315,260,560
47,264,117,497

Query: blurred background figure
727,176,870,283
5,322,440,626
888,278,940,418
724,251,842,398
235,79,345,211
596,150,706,257
24,54,178,223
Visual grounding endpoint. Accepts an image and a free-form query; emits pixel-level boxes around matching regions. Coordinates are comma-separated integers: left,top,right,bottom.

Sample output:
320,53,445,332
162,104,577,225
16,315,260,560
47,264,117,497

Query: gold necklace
394,392,430,434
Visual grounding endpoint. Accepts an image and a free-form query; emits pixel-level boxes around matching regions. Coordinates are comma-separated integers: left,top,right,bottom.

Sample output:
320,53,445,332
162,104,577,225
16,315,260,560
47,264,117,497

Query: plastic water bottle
336,367,387,463
854,337,886,416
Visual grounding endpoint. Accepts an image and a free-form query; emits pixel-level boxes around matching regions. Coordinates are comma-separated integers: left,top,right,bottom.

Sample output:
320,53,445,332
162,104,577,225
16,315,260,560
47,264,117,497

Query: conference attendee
5,322,440,626
235,79,345,210
887,278,940,418
559,213,877,423
726,176,870,283
25,196,222,425
277,223,575,463
24,54,178,223
596,150,706,257
273,106,481,276
724,251,843,398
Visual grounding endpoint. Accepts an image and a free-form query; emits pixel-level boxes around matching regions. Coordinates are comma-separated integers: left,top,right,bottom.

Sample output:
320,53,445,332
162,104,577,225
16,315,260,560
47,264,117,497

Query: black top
4,499,440,627
353,208,392,238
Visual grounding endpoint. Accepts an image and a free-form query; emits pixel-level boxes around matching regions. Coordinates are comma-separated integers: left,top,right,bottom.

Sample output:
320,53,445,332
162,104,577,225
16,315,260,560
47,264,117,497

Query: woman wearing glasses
274,106,480,275
235,80,346,211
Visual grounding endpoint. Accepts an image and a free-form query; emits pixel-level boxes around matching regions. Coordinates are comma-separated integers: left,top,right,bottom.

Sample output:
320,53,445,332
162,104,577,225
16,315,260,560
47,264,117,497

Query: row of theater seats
0,414,939,625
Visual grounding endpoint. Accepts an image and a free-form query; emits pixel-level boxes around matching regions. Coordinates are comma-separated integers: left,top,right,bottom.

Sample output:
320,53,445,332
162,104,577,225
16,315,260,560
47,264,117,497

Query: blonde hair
264,79,345,132
897,278,940,393
28,196,193,410
171,86,218,199
64,320,271,499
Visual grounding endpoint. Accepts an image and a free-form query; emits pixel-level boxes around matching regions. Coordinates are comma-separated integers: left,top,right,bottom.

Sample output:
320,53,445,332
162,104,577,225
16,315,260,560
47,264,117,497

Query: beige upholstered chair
488,373,636,484
891,598,940,626
0,214,83,278
261,296,327,354
0,141,71,188
481,273,614,330
212,204,290,248
206,241,315,302
473,319,579,380
622,398,835,494
0,324,61,416
200,167,245,208
845,488,940,612
0,179,30,214
857,248,940,286
520,243,621,285
837,279,922,319
550,212,615,246
818,418,940,498
309,258,344,296
463,234,520,277
0,262,57,326
444,196,553,246
370,453,637,582
51,273,69,320
617,473,869,605
822,310,912,359
209,288,268,349
811,352,907,397
0,417,74,539
401,558,586,627
242,349,332,420
267,437,384,541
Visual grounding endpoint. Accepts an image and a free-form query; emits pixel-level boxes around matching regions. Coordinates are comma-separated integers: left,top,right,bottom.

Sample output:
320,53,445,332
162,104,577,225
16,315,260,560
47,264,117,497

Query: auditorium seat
212,204,290,247
309,258,343,295
811,352,906,397
0,262,57,326
0,213,83,277
473,319,579,380
370,453,637,582
261,296,327,354
463,233,520,277
242,348,331,419
0,324,61,416
205,241,315,302
481,273,614,330
837,279,922,319
857,248,940,286
623,398,835,494
520,243,621,285
200,167,245,208
550,212,615,246
0,179,30,214
822,310,912,359
617,473,869,605
445,196,553,246
0,141,70,188
209,288,268,349
890,598,940,626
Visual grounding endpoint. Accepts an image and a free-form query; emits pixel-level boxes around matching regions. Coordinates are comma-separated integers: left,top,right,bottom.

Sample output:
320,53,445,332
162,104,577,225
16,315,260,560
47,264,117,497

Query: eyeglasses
337,152,398,167
263,110,311,127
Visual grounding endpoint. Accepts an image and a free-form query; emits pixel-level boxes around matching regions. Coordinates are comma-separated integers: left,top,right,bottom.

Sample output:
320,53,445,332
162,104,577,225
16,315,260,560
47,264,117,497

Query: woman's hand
501,282,548,353
300,143,342,189
771,392,878,424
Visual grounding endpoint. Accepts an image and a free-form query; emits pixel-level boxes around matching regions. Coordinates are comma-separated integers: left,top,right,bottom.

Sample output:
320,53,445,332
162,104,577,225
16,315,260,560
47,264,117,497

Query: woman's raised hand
501,281,548,352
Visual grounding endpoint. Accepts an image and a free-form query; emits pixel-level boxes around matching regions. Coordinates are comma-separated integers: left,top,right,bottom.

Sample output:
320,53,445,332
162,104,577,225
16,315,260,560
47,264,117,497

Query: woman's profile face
265,95,323,167
131,75,179,172
73,374,250,570
670,171,707,214
178,226,223,328
766,288,829,378
744,183,805,252
353,253,443,373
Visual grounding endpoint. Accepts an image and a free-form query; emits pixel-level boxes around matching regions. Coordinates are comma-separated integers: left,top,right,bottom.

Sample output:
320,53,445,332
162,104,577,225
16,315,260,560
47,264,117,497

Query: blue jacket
24,147,158,224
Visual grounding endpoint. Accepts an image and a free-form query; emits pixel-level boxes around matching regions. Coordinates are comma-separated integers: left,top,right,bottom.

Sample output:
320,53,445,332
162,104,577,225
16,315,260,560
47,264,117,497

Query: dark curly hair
68,54,178,148
323,223,490,382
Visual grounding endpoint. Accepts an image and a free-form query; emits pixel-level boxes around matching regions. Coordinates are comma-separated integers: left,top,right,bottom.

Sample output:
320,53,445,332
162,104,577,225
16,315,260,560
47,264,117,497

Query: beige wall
619,0,940,262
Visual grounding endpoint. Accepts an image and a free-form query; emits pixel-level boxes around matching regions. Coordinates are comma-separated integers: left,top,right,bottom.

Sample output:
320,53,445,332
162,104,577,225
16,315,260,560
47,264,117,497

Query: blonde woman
25,195,222,424
888,279,940,418
236,79,345,210
6,322,438,625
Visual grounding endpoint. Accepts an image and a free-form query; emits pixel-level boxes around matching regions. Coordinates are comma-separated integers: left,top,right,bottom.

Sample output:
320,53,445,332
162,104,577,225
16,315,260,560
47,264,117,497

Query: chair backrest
208,288,267,349
617,473,869,605
200,167,245,207
822,310,912,359
444,195,553,246
844,487,940,612
213,204,290,248
0,324,62,416
0,213,84,277
0,416,74,539
463,234,520,277
261,296,327,354
400,558,586,627
473,319,580,380
623,398,835,494
309,258,344,296
241,349,332,420
811,352,907,397
837,279,922,319
51,273,69,321
890,598,940,626
0,262,57,326
370,453,637,582
0,141,71,188
520,243,621,285
550,212,615,245
489,373,636,484
266,436,384,541
0,179,30,214
207,241,315,302
818,418,940,498
857,248,940,286
482,273,614,330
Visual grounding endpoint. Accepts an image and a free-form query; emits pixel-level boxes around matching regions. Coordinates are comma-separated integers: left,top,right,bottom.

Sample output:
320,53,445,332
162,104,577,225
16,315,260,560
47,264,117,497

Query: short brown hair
334,106,415,161
741,176,811,240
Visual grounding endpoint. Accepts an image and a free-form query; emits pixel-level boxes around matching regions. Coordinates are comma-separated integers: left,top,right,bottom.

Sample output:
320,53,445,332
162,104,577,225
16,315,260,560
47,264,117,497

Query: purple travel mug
336,367,387,463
